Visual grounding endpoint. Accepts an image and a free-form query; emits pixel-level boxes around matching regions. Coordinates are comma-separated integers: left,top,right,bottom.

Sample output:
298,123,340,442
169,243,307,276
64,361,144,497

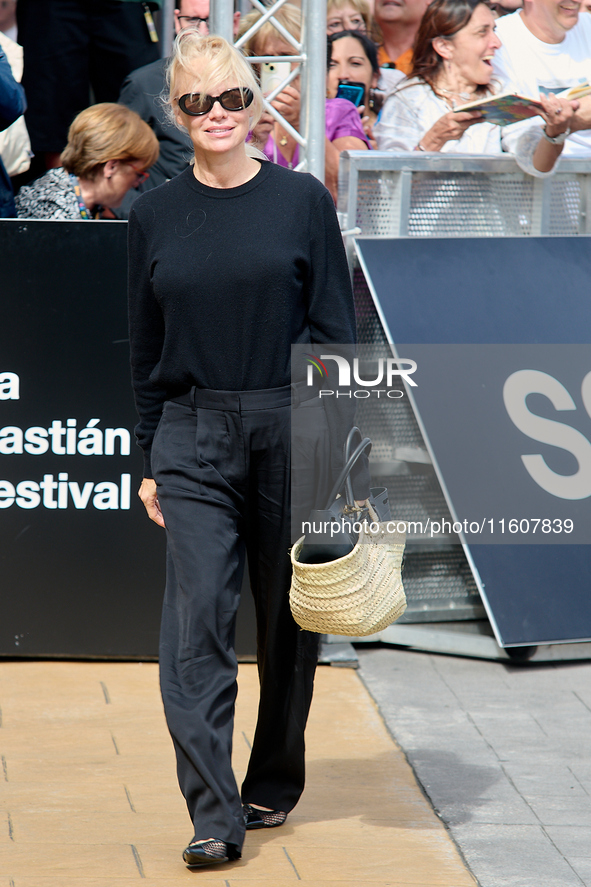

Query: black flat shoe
243,804,288,830
182,838,240,867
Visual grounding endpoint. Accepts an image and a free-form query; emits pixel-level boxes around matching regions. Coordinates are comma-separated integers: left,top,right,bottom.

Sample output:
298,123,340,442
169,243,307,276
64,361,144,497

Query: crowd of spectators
15,102,158,218
240,3,370,201
374,0,577,175
1,0,591,220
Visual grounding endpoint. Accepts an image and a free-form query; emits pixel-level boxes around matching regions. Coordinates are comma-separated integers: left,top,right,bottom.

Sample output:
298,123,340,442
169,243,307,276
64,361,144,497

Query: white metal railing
338,152,591,239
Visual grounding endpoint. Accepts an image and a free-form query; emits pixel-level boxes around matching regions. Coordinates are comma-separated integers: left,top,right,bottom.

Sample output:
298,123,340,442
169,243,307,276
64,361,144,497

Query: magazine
453,83,591,126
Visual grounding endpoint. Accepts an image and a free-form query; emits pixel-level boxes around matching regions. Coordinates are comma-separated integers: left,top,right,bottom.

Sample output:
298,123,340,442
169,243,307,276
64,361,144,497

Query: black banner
0,220,256,658
357,236,591,647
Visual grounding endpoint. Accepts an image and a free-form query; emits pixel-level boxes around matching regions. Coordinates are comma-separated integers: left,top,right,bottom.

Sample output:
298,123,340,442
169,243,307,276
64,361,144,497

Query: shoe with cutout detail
242,804,288,830
182,838,240,867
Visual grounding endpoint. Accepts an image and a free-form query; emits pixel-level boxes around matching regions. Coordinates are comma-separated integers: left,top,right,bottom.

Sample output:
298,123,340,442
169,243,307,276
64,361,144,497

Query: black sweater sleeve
128,205,166,478
307,191,370,501
307,190,356,344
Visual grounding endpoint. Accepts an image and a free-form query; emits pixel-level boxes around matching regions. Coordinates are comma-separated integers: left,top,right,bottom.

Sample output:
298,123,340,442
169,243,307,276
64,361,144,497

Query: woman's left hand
249,108,274,149
271,85,301,129
538,93,579,138
138,477,165,528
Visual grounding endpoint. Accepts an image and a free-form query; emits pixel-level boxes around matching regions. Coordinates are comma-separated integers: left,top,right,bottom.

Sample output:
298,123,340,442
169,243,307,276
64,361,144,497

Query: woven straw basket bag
290,518,407,637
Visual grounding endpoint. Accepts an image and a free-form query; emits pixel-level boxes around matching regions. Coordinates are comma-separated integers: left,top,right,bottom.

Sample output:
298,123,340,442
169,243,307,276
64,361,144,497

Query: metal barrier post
299,0,326,182
210,0,235,42
160,0,175,57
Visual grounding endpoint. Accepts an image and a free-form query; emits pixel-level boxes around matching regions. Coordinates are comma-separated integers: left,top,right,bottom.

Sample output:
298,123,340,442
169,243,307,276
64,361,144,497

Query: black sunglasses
177,88,254,116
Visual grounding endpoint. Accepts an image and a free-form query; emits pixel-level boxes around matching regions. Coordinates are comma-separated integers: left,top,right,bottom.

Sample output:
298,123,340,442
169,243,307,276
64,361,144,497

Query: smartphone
336,80,366,108
261,61,292,96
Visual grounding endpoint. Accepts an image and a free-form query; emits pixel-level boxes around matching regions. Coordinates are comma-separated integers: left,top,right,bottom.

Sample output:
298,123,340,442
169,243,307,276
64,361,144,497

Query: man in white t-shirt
493,0,591,155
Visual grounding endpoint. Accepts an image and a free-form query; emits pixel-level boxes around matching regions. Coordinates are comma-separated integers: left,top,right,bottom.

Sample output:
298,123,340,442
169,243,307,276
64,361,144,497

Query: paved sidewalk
0,661,474,887
358,647,591,887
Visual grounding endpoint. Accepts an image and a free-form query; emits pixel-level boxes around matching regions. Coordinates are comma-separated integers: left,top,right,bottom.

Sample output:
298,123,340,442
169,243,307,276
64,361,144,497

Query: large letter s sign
503,370,591,500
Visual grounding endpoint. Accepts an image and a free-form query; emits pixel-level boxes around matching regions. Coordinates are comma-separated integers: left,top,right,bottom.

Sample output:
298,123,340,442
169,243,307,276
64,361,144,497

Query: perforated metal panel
397,550,481,623
354,267,389,344
355,172,589,237
548,178,585,236
407,173,534,237
353,271,484,622
339,152,591,239
354,173,400,237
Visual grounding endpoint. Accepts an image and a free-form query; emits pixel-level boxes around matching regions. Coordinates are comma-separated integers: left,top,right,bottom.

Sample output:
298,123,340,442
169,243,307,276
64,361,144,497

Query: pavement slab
0,660,474,887
450,824,584,887
358,647,591,887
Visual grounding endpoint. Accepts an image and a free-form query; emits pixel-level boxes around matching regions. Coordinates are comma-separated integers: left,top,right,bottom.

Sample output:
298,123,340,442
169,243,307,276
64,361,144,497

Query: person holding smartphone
240,3,370,201
327,30,382,148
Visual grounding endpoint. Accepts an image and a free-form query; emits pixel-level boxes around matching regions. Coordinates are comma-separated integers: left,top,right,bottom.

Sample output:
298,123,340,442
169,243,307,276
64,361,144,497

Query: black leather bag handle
324,426,372,510
344,426,361,508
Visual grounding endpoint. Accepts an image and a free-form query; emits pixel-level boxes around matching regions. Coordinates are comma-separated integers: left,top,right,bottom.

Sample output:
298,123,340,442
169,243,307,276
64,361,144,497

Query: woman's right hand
419,109,483,152
271,84,301,129
138,477,165,528
538,93,578,138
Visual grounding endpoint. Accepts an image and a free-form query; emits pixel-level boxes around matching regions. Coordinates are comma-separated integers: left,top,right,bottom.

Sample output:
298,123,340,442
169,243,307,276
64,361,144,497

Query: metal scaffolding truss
211,0,326,181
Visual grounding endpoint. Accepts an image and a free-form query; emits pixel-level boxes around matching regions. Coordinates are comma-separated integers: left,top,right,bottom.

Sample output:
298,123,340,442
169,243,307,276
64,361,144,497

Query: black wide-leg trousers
152,386,322,852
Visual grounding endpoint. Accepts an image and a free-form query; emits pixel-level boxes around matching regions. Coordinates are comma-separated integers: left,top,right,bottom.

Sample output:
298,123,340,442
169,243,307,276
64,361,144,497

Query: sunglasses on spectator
178,15,209,27
177,88,254,116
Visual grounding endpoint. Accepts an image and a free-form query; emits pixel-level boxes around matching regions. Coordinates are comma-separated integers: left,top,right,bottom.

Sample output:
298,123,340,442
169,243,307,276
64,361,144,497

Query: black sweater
128,161,358,478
